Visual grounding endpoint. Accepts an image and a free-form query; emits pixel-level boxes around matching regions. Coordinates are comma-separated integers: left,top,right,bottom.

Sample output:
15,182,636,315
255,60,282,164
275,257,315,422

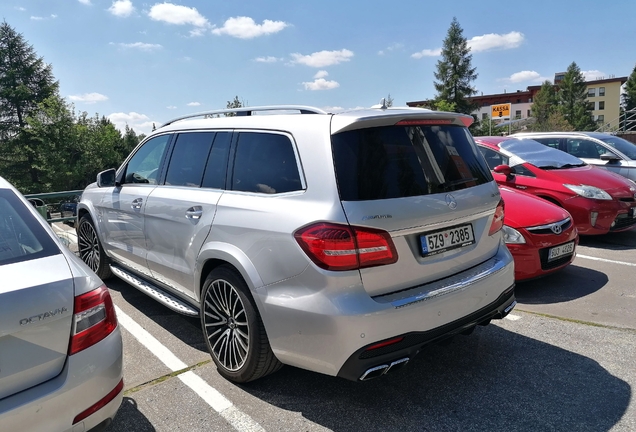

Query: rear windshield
597,136,636,160
500,139,585,169
0,190,60,266
331,125,491,201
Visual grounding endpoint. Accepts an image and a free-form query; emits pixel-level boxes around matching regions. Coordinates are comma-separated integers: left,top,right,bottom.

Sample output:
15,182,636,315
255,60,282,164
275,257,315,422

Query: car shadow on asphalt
578,229,636,250
105,278,208,354
108,398,155,432
514,264,608,305
239,325,630,432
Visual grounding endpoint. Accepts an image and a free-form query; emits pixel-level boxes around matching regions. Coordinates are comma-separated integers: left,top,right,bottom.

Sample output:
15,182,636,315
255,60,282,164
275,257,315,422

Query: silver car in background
0,177,123,432
77,104,516,383
514,131,636,181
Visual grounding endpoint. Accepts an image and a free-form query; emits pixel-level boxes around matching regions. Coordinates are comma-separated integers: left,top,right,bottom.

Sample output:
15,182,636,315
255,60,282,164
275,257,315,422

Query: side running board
110,265,199,317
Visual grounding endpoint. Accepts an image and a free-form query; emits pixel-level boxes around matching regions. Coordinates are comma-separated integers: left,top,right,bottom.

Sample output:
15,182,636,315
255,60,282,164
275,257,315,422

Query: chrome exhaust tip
359,364,389,381
385,357,409,374
359,357,410,381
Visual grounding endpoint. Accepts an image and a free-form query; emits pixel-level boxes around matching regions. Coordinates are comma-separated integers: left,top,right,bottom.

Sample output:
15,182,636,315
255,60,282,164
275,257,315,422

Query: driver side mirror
600,152,621,162
96,168,117,188
493,164,515,180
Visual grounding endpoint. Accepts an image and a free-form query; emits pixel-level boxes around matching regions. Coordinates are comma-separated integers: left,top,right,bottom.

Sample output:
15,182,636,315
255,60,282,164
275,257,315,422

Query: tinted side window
478,147,509,170
202,132,231,189
512,165,535,177
125,135,170,185
332,125,492,201
231,133,302,194
165,132,214,187
566,139,606,159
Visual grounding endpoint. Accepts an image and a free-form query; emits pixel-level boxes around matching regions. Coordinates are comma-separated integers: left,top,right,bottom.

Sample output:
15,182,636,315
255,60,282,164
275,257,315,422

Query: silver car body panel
0,177,123,429
78,107,514,377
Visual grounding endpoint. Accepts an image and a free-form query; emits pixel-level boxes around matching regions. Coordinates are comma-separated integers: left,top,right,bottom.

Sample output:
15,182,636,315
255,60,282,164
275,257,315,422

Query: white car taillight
69,285,118,355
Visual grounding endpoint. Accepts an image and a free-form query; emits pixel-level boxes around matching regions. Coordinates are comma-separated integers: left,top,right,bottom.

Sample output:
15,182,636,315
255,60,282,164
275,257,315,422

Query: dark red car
476,136,636,235
499,187,578,281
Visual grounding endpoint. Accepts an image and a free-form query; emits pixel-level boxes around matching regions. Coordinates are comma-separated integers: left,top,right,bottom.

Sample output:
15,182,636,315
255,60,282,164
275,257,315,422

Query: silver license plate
420,224,475,257
548,241,575,261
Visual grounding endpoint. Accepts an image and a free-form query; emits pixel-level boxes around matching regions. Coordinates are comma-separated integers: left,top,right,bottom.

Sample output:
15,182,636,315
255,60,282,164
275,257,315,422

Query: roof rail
160,105,328,128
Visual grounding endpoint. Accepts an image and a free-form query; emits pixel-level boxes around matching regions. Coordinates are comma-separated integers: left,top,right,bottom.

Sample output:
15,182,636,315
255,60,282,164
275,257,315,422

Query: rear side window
0,190,59,266
231,132,302,194
165,132,215,187
332,125,491,201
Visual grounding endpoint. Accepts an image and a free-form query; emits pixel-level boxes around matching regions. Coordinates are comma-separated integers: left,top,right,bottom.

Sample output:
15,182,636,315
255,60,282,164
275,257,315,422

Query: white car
0,176,123,432
513,132,636,181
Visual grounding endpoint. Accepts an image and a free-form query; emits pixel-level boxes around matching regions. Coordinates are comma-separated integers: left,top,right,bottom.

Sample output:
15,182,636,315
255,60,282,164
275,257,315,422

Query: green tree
385,93,394,107
531,80,558,129
557,62,595,131
622,64,636,131
433,17,478,115
472,116,503,137
531,110,574,132
224,95,247,117
0,21,59,188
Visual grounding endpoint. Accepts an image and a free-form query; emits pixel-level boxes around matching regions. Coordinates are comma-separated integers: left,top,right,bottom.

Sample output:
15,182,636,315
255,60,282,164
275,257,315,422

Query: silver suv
513,132,636,181
77,104,516,382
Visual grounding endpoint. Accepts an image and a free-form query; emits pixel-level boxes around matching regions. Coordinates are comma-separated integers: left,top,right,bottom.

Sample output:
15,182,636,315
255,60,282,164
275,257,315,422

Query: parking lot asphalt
52,223,636,431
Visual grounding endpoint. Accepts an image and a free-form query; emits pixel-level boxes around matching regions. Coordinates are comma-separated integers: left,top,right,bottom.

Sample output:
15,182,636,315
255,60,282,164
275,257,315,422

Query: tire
200,265,282,383
77,215,113,280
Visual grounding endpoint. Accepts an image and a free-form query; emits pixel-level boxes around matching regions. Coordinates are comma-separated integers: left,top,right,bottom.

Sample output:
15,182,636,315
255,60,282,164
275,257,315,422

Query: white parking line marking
114,305,265,432
505,314,521,321
577,254,636,267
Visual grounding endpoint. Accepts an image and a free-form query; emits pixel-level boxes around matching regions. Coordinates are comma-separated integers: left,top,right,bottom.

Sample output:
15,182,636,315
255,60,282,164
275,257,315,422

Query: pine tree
0,21,59,188
531,80,558,128
433,17,478,115
622,64,636,131
557,62,595,131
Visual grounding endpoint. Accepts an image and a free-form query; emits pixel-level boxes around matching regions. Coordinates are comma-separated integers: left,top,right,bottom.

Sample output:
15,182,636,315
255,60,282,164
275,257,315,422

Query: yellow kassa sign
491,103,511,119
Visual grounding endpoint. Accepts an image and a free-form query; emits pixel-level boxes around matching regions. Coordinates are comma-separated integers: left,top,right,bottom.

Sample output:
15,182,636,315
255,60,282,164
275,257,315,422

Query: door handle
185,206,203,220
131,198,143,210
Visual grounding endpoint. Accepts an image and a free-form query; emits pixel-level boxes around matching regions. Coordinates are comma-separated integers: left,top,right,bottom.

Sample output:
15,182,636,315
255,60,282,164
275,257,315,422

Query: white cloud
255,56,281,63
212,16,288,39
119,42,162,51
108,0,135,17
68,92,109,104
314,70,329,79
290,49,354,68
108,112,157,135
31,14,57,20
468,31,524,52
500,70,548,84
78,0,91,5
302,78,340,91
15,7,26,11
412,31,524,59
378,43,403,55
582,70,606,81
323,106,344,112
411,48,442,59
148,3,209,27
187,102,201,106
166,105,177,109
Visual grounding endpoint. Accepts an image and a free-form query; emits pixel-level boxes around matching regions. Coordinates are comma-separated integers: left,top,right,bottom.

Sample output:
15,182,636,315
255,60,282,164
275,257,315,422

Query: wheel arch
536,194,562,207
196,242,264,301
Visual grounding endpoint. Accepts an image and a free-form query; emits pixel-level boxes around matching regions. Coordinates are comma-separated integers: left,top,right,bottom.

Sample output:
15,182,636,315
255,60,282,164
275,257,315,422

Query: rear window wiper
437,178,478,191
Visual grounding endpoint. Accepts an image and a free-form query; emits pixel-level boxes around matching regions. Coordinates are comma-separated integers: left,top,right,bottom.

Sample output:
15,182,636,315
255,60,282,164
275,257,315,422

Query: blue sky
2,0,635,135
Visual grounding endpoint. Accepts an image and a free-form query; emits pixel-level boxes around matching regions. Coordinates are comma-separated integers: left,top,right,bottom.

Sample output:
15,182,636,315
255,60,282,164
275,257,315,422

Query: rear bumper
337,283,515,381
0,327,123,432
255,244,515,378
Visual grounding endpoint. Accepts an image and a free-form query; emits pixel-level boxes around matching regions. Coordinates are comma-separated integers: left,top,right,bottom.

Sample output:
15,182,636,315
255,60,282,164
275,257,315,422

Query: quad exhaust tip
359,357,409,381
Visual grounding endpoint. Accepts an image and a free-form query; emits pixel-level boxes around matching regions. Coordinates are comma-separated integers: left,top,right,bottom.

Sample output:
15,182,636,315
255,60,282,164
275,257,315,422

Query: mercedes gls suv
76,104,516,383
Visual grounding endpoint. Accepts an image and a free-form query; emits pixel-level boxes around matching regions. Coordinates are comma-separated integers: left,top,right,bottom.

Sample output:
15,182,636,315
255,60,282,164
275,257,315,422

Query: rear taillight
488,199,505,235
294,222,398,271
69,285,118,355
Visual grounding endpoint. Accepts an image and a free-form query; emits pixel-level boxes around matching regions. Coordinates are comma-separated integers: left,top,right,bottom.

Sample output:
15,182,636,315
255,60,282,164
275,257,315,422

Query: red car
476,136,636,235
499,187,578,281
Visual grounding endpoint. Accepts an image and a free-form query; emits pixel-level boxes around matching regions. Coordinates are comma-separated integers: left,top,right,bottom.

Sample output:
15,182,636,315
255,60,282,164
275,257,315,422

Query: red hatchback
476,136,636,235
500,187,578,281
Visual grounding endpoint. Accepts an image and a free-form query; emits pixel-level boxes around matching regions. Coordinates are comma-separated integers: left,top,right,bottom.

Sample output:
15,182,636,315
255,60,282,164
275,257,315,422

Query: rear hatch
0,189,73,399
331,112,501,297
